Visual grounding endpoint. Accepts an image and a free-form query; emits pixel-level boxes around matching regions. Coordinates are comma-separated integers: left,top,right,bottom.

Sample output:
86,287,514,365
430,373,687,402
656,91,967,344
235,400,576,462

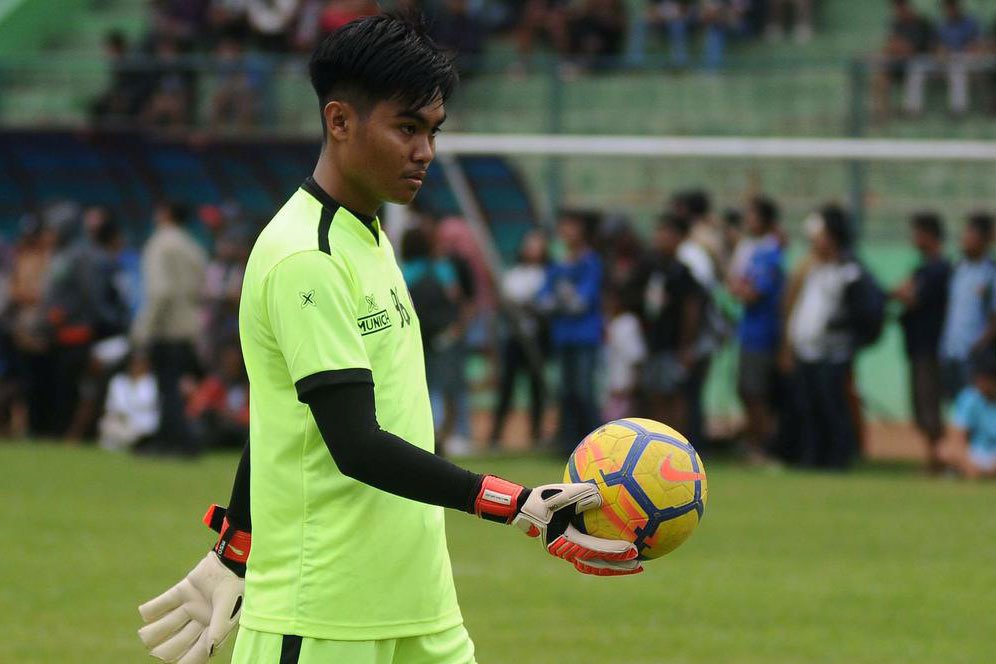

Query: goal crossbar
437,134,996,161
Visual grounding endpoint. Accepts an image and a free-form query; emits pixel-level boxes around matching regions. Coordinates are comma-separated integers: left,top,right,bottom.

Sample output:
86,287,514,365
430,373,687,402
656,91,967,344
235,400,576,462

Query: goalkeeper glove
472,476,643,576
137,506,250,663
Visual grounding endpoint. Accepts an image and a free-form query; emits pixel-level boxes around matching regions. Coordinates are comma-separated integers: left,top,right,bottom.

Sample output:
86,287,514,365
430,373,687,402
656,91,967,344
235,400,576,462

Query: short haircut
93,212,122,247
104,30,127,52
558,209,599,243
967,212,994,241
820,204,853,250
751,195,780,230
400,227,433,261
683,190,710,218
659,212,691,237
910,211,944,240
309,14,457,128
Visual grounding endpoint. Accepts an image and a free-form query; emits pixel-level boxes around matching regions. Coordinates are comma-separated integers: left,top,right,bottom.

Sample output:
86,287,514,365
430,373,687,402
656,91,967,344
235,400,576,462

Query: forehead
369,97,446,123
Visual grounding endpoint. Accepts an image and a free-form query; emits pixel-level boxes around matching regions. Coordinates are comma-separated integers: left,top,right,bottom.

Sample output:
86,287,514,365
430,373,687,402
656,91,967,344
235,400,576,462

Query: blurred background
2,1,996,661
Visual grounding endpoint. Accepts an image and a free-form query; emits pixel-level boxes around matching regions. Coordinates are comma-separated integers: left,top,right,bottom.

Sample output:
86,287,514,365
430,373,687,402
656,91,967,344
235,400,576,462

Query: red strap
474,475,526,524
203,504,227,533
214,516,252,565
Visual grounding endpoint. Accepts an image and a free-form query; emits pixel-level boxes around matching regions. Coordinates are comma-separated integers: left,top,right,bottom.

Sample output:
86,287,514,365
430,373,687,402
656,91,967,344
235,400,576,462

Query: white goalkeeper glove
138,506,250,663
472,476,643,576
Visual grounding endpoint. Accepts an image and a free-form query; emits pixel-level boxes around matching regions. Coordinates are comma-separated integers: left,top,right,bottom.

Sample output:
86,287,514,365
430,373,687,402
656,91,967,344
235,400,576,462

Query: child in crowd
98,351,159,451
185,344,249,449
943,350,996,480
603,288,647,422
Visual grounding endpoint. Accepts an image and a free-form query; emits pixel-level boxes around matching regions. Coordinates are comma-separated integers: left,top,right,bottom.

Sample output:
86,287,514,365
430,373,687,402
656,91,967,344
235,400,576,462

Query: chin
389,189,420,205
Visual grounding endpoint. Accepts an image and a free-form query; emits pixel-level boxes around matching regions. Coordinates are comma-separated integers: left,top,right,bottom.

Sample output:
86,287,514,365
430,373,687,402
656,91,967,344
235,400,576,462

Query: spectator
905,0,983,116
140,36,197,128
44,208,130,439
513,0,571,71
202,227,248,357
874,0,935,121
490,231,550,448
400,226,467,456
131,203,208,456
5,215,57,436
90,31,144,126
647,1,730,70
209,30,265,130
537,210,603,453
603,287,647,421
786,206,863,469
673,189,721,288
728,195,784,463
568,0,628,69
939,212,996,399
98,350,160,452
636,213,705,436
318,0,379,36
941,349,996,479
894,211,951,473
185,344,249,449
430,0,486,72
765,0,814,44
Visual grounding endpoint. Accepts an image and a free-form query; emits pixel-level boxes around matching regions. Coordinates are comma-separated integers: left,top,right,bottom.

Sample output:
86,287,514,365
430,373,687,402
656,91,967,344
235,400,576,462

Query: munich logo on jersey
357,308,392,336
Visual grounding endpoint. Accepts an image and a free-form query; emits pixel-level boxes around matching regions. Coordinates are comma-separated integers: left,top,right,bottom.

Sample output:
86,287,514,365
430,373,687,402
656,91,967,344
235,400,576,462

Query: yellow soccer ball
564,418,708,559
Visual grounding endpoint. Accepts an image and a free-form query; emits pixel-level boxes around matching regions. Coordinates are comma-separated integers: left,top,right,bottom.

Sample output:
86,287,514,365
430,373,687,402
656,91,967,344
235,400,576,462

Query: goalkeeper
137,13,641,664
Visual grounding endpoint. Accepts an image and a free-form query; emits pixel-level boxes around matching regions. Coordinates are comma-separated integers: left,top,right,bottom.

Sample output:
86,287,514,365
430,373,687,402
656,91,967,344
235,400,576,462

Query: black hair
972,347,996,379
910,211,945,241
683,190,711,218
722,208,742,228
558,208,601,245
157,201,190,227
751,195,780,230
94,211,122,247
309,13,457,130
104,30,128,53
401,227,433,261
820,204,853,250
659,212,691,237
967,211,994,242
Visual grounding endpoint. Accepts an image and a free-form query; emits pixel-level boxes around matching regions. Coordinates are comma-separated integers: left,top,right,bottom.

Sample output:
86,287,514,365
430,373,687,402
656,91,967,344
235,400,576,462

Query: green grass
2,444,995,663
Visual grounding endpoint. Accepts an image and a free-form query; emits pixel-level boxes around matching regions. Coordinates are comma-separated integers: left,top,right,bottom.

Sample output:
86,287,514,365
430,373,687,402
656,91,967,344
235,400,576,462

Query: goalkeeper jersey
237,178,462,640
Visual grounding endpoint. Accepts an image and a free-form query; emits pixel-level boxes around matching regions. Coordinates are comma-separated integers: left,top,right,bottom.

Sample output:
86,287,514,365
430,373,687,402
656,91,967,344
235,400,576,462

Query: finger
150,620,203,663
138,607,191,649
574,558,644,576
176,631,212,664
562,525,639,558
205,583,243,646
539,483,601,513
139,586,183,622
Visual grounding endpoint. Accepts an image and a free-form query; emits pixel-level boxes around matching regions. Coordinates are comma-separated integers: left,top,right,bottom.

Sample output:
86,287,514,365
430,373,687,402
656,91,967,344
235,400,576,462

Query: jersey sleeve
265,250,372,401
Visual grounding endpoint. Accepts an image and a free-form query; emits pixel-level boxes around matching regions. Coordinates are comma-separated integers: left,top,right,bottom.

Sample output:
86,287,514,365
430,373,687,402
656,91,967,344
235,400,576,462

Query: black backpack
844,263,887,349
408,262,459,345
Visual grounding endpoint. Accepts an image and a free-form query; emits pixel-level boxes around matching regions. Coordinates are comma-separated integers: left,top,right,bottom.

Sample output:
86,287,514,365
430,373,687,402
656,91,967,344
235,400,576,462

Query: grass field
3,443,995,664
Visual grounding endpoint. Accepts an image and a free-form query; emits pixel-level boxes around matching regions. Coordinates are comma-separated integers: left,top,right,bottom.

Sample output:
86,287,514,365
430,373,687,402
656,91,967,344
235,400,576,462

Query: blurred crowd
4,186,996,479
90,0,814,129
874,0,996,120
0,202,254,456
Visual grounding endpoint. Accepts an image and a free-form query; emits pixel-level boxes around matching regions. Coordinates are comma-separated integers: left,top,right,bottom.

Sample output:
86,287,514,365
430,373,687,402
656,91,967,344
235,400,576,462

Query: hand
137,506,250,663
138,553,244,663
472,476,643,576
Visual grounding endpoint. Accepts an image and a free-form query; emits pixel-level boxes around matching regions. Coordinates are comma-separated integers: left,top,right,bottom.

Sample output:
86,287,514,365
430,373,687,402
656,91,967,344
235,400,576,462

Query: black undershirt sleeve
302,381,483,512
225,443,252,531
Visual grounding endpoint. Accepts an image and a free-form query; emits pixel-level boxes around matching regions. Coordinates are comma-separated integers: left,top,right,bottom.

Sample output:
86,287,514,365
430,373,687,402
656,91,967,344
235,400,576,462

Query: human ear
324,101,353,143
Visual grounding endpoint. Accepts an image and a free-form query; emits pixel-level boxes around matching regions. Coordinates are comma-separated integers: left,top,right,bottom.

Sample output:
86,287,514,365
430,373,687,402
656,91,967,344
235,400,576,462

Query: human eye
400,124,417,136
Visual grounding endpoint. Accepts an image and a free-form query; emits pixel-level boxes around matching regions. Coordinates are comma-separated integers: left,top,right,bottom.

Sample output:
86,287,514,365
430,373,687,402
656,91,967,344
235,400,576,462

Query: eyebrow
397,109,447,129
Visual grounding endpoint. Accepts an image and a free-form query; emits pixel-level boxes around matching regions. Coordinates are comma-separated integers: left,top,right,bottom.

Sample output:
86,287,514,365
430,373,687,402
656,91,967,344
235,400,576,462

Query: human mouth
402,171,426,186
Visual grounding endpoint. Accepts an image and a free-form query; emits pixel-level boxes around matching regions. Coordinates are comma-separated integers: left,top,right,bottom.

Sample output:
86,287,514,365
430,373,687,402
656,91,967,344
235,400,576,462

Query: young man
728,196,784,463
894,212,951,472
137,15,640,664
536,210,604,453
939,213,996,399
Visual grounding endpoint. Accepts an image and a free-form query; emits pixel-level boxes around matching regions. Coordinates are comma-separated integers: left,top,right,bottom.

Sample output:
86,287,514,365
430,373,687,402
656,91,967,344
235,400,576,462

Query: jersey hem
239,608,464,642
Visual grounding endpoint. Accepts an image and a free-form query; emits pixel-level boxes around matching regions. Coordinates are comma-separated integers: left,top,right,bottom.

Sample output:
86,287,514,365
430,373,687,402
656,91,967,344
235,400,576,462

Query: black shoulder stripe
317,204,336,255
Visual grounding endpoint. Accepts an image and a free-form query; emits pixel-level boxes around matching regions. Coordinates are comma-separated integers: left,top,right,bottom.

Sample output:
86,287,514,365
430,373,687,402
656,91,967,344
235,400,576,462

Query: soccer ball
564,418,707,559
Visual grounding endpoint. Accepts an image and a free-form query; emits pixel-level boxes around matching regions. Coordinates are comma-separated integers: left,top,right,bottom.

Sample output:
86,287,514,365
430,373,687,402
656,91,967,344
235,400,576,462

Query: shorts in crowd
910,355,944,440
737,349,776,400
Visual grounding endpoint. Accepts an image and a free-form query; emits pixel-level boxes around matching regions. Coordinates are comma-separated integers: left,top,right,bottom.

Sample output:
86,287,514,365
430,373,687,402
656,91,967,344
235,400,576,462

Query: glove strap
203,504,251,577
472,475,529,524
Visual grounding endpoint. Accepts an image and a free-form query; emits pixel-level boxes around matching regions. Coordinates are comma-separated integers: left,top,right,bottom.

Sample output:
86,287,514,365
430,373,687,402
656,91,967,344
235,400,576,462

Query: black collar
302,176,378,242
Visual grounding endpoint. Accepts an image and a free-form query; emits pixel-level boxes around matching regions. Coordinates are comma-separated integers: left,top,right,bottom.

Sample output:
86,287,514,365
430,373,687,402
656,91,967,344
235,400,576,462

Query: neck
313,151,380,218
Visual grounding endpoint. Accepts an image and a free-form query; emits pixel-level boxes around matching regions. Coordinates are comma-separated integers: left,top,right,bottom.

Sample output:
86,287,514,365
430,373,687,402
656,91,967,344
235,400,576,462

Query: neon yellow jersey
237,178,461,640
